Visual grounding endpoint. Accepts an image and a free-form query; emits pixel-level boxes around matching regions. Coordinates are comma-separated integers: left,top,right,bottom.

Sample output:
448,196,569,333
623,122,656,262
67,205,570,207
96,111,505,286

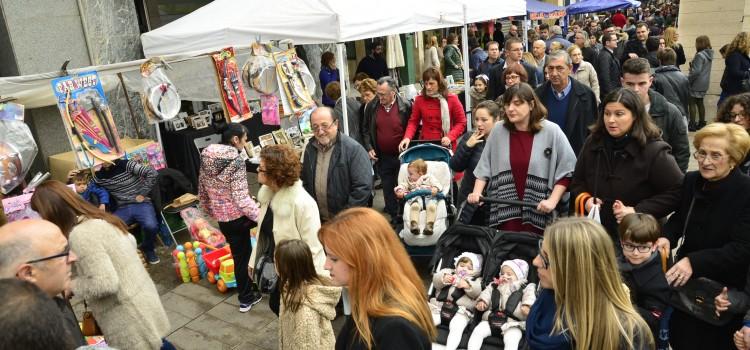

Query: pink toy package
179,207,226,247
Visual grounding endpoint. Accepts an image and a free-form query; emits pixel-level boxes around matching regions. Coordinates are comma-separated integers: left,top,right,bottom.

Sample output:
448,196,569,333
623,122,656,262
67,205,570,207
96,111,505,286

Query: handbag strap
676,196,696,258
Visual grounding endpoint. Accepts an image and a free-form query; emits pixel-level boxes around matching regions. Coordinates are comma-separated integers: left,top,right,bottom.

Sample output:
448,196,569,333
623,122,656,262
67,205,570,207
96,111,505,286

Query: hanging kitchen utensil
141,58,181,122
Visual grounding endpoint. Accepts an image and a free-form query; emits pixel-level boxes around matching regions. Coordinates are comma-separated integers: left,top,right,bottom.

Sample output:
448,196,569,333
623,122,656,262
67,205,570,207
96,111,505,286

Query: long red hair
318,208,435,348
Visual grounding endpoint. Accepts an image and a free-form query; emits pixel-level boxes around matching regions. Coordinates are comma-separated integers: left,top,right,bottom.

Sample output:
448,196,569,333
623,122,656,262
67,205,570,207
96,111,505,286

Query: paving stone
171,282,226,306
165,309,193,335
161,292,214,319
240,319,278,350
184,313,250,348
206,302,275,331
167,327,232,350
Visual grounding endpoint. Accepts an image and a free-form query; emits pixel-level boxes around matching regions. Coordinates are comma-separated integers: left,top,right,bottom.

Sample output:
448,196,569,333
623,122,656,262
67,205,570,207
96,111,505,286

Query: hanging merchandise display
51,71,125,168
141,58,181,122
243,42,278,95
0,102,37,194
273,47,316,115
260,94,280,126
212,47,252,123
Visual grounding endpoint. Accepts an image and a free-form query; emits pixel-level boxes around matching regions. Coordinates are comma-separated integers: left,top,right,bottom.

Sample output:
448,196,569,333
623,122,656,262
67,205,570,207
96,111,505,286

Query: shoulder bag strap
504,289,526,321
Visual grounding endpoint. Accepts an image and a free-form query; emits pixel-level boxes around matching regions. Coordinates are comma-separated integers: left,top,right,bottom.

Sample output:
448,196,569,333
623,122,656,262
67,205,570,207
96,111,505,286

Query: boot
423,222,434,236
697,120,707,130
410,221,419,235
688,121,697,132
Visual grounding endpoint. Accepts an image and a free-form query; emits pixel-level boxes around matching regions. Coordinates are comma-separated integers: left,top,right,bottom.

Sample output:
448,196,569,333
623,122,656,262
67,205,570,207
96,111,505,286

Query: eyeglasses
546,66,568,72
620,241,653,253
730,112,748,120
538,239,549,269
311,121,336,133
693,150,726,162
505,74,521,80
257,167,266,173
25,244,71,264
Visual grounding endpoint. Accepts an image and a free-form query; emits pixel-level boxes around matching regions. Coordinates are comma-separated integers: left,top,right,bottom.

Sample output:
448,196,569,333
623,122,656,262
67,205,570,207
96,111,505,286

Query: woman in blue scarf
527,217,654,350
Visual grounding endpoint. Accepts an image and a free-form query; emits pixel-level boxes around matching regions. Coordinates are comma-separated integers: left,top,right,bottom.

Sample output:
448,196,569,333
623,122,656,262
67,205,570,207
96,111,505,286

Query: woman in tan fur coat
275,239,341,350
32,181,171,350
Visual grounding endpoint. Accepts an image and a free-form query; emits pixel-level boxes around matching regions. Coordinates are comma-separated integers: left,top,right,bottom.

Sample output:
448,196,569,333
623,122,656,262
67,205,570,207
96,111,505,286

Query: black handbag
254,254,277,294
669,197,735,326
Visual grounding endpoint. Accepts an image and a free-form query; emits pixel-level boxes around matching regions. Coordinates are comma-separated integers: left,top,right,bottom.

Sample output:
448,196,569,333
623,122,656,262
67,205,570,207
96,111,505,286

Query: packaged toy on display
0,102,37,194
243,42,278,95
179,207,227,247
51,71,124,168
140,58,180,122
273,47,316,115
127,141,166,170
212,47,252,123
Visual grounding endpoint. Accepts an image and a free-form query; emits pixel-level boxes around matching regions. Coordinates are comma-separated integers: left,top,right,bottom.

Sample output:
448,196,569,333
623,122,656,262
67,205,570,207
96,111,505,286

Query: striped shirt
94,159,158,206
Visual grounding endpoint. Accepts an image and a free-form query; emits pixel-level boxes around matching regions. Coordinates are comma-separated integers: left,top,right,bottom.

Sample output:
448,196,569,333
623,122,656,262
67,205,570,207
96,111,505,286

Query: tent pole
523,16,529,51
336,43,349,136
461,5,472,131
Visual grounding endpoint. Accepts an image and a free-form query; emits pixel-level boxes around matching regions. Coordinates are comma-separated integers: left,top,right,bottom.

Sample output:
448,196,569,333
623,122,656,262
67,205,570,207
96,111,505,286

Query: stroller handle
457,197,558,222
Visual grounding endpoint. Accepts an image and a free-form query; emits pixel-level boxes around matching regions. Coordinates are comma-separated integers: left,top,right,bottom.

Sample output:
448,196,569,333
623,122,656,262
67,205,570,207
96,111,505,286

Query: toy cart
203,245,236,293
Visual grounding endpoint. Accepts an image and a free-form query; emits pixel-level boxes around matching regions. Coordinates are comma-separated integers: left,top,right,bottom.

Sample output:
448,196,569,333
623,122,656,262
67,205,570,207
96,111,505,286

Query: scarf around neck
526,289,572,350
427,92,450,137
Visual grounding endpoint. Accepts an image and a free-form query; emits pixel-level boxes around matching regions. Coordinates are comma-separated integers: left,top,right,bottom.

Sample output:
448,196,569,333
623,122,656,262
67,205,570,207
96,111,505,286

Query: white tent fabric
386,34,405,69
142,0,465,57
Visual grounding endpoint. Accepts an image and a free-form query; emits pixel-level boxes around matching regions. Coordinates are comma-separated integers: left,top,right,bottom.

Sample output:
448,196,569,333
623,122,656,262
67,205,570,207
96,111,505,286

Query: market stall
565,0,641,15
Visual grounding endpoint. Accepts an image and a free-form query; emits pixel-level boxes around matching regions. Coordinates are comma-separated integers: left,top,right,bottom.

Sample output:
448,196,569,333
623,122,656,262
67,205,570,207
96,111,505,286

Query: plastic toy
177,251,189,283
171,241,210,283
179,207,227,247
195,247,208,279
202,244,236,293
216,258,237,293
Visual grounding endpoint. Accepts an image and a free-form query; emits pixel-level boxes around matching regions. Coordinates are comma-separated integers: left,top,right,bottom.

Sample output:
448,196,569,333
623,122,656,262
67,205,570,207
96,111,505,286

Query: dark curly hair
716,93,750,124
260,144,301,188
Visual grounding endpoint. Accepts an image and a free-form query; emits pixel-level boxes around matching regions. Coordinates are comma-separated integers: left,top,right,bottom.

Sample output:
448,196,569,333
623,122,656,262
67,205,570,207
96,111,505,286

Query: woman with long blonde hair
662,27,686,67
424,35,441,71
319,208,435,349
528,217,654,350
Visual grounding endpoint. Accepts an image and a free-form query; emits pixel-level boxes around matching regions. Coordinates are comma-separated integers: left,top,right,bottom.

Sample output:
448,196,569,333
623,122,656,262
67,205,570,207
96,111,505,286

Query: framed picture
249,100,261,115
171,117,188,131
272,129,290,145
252,145,262,158
190,114,210,130
258,133,276,147
244,141,256,158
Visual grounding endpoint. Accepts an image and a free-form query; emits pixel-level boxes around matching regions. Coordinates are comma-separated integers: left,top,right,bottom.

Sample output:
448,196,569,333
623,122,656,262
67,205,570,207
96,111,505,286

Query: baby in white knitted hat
468,259,537,350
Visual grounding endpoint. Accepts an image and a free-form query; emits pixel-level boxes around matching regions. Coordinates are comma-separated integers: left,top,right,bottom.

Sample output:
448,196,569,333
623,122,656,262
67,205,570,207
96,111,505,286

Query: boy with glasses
617,213,671,341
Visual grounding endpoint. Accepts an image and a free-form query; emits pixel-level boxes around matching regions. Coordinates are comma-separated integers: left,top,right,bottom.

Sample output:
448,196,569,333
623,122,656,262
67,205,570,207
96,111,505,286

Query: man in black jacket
622,58,690,172
487,37,541,101
361,77,413,220
595,32,622,99
302,107,372,221
535,50,598,154
621,22,650,63
653,48,689,118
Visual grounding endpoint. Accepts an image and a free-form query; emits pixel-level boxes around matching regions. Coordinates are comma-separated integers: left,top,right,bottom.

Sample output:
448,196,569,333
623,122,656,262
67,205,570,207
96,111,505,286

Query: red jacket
404,93,467,150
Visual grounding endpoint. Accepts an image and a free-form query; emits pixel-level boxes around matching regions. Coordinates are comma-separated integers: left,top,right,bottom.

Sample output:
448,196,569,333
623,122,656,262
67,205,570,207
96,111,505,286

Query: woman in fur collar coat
31,181,171,350
249,145,328,315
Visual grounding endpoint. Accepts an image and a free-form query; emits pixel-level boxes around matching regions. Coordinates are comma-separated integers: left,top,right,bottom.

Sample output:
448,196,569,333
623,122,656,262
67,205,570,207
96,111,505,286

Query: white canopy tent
142,0,525,133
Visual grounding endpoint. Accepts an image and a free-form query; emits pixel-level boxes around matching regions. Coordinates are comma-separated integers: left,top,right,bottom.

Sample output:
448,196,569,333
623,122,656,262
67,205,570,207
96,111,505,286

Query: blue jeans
161,338,176,350
114,202,159,253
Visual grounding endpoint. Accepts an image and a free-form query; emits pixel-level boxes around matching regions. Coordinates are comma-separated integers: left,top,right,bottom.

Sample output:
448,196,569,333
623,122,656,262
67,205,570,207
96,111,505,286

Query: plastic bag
141,59,180,122
243,42,278,95
587,203,601,223
261,94,280,125
0,103,37,194
179,207,226,247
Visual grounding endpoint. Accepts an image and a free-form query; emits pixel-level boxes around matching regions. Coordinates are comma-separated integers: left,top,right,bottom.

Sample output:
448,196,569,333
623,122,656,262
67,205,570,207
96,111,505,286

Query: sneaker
145,250,160,265
239,293,262,313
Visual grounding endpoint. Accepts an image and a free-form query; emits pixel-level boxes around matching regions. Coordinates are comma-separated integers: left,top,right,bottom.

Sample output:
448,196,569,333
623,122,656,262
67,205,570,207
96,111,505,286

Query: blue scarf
526,289,572,350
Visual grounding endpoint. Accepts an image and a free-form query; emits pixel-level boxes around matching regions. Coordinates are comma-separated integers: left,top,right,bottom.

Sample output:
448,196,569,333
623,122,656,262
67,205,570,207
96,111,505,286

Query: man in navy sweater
535,50,598,154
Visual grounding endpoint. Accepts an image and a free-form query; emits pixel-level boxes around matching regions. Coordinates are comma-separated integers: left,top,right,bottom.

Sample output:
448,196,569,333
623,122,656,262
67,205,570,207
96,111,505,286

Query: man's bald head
0,219,74,297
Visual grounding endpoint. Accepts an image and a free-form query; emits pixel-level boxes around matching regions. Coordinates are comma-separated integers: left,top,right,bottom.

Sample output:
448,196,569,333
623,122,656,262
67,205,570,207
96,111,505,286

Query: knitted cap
501,259,529,280
454,252,482,272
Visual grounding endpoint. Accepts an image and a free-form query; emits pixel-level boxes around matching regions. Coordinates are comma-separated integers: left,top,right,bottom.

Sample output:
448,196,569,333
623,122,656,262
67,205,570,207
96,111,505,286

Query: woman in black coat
720,32,750,99
660,123,750,350
569,89,683,241
449,101,499,224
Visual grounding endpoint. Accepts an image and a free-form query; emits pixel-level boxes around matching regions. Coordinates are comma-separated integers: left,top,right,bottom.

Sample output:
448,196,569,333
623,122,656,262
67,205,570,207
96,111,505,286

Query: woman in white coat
568,45,601,103
249,144,327,316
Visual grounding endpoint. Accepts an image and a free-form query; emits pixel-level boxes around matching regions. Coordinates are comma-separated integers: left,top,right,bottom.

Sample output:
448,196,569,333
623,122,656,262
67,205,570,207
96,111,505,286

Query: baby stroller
398,143,455,249
430,197,546,350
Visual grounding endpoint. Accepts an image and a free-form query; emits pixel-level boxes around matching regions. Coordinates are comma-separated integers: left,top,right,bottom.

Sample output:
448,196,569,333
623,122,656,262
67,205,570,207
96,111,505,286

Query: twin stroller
428,198,548,350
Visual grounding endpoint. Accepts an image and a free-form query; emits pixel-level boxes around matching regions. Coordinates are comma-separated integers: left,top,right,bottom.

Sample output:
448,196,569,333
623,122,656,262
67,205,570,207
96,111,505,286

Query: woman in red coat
399,67,467,151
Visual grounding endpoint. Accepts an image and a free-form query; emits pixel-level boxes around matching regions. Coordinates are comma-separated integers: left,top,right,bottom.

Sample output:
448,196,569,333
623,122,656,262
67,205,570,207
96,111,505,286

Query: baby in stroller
469,259,537,350
430,252,483,350
395,158,443,235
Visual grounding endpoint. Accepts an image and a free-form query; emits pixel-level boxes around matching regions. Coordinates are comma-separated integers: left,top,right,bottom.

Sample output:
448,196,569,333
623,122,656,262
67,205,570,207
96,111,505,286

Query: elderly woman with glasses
660,122,750,350
716,93,750,175
30,180,172,350
528,217,654,349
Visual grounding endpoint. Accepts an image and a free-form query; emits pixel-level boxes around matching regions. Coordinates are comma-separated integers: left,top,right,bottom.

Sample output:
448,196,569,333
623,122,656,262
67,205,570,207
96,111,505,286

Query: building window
135,0,212,32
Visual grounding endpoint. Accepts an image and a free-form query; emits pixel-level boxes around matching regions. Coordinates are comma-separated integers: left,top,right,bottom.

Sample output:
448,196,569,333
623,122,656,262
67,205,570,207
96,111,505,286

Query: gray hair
0,238,32,278
546,50,572,68
533,39,546,48
377,76,399,93
551,25,563,35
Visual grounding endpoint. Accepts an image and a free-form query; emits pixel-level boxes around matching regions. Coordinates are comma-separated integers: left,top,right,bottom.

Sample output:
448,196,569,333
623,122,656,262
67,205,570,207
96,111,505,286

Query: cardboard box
48,139,157,183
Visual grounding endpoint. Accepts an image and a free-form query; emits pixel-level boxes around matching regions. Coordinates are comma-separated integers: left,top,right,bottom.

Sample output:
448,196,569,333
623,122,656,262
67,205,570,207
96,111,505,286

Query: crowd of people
6,5,750,350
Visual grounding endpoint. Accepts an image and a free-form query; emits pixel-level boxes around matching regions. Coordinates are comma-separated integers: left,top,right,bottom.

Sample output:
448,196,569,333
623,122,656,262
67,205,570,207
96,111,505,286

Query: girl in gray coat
688,35,714,131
